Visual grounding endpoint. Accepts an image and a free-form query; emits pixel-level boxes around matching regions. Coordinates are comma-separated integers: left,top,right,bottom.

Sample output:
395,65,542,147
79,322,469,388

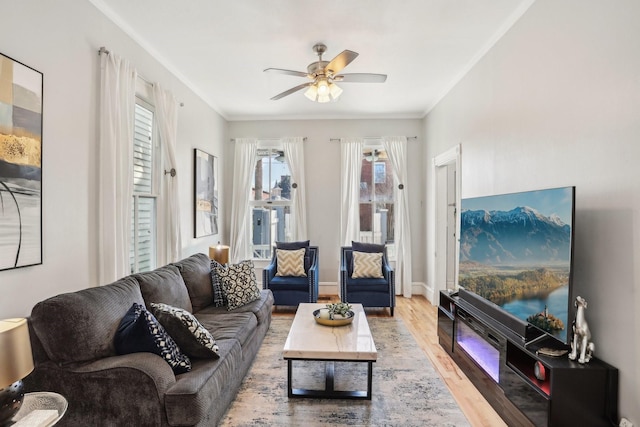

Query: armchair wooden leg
390,307,394,317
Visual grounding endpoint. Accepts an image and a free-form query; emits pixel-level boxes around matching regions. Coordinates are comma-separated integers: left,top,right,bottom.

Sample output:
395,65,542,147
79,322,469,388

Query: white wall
227,119,425,291
0,0,227,318
424,1,640,423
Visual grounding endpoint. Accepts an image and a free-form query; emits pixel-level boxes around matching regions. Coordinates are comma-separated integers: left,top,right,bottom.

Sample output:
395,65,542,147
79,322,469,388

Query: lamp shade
0,318,34,389
209,244,230,265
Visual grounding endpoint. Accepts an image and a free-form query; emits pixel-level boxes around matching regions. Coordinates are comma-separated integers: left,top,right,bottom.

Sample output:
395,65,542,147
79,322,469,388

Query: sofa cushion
172,253,214,312
196,289,274,325
114,302,191,374
212,260,261,310
29,276,144,364
164,339,241,426
351,251,384,279
195,312,258,347
345,278,390,291
268,276,308,288
210,260,228,308
135,265,193,313
276,240,309,251
352,241,385,253
275,248,307,277
149,302,220,359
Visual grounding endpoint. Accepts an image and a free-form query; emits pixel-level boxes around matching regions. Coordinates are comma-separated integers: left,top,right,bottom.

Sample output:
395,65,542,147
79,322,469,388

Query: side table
10,392,67,426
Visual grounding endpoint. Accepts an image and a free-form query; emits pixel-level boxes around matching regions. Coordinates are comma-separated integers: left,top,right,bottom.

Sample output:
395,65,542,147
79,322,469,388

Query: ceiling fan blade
325,50,359,75
263,68,310,78
335,73,387,83
270,82,313,100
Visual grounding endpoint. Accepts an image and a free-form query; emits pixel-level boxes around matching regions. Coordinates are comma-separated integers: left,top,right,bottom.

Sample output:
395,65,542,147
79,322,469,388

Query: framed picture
194,149,218,238
0,52,43,271
374,161,386,184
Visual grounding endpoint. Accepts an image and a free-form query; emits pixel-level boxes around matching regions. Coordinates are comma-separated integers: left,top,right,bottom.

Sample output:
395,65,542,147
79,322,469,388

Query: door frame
429,144,461,303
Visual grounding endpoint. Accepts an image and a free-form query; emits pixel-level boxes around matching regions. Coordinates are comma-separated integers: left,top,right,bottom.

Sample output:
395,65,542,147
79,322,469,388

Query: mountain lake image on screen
459,186,575,344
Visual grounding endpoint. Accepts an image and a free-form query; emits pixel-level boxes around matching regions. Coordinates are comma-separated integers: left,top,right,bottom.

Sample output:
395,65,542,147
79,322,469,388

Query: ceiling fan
264,43,387,102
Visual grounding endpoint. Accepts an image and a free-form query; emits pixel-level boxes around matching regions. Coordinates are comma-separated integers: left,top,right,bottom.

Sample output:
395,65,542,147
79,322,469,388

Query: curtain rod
98,46,185,107
329,136,418,142
230,137,307,142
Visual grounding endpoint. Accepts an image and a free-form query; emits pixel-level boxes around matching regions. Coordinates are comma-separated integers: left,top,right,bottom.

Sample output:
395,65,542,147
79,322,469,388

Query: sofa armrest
72,353,176,397
308,251,319,301
262,258,277,289
25,353,176,426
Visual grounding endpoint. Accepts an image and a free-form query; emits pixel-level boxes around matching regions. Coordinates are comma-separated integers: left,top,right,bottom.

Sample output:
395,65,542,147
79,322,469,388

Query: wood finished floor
272,295,507,427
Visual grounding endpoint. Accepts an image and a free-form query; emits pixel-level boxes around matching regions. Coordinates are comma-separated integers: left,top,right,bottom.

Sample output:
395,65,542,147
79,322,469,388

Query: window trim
130,93,161,273
250,143,293,260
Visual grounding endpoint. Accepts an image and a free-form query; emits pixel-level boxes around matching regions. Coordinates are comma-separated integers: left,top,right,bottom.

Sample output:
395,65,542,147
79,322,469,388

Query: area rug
219,317,470,426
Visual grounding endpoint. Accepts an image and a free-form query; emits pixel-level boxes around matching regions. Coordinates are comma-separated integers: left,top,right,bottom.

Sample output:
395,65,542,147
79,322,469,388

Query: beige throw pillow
351,251,384,279
276,248,307,277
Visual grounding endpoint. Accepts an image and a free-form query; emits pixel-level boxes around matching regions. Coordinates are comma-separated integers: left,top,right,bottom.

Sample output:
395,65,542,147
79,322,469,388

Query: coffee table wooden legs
287,359,374,400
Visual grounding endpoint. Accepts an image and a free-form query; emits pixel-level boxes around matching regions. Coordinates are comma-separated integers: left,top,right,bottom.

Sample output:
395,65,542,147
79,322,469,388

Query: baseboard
319,282,338,297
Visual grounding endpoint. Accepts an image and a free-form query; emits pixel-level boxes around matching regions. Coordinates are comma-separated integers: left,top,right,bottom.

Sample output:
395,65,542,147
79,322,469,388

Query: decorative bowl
313,309,355,327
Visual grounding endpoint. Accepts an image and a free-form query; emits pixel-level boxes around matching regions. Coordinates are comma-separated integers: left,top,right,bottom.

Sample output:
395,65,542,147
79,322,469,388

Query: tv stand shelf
438,290,618,427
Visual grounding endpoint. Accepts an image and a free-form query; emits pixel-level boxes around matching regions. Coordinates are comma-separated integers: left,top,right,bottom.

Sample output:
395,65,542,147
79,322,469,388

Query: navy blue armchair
340,246,395,316
263,246,319,306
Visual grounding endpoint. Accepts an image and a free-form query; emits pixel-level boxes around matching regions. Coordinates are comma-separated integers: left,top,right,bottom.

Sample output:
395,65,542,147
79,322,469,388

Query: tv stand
524,332,557,349
438,290,618,427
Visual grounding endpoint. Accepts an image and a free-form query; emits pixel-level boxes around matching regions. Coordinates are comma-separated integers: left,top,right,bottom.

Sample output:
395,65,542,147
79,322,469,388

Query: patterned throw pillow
351,251,384,279
114,303,191,374
213,260,262,310
210,260,228,307
275,248,307,277
149,303,220,359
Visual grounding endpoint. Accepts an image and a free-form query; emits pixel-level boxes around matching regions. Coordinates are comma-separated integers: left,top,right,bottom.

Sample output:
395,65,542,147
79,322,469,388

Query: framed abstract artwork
194,149,218,238
0,52,43,271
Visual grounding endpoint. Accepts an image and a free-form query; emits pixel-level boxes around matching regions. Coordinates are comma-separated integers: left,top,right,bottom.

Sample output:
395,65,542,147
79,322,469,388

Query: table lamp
209,242,230,265
0,318,34,425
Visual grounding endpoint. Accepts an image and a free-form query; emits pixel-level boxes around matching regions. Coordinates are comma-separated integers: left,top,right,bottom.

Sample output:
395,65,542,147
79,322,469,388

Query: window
130,98,158,273
359,147,395,257
250,146,292,259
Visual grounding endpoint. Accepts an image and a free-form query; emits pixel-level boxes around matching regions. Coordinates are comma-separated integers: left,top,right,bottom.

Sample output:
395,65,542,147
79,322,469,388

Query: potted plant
319,302,352,320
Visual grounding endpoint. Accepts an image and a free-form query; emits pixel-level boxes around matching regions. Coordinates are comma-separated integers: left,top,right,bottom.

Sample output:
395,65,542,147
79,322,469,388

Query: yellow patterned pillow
276,248,307,277
351,251,384,279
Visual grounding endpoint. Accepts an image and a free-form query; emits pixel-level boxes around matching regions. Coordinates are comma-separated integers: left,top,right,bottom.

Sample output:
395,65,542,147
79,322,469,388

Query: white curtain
340,138,364,246
152,83,182,264
230,138,258,262
98,52,137,284
282,137,308,241
383,136,412,297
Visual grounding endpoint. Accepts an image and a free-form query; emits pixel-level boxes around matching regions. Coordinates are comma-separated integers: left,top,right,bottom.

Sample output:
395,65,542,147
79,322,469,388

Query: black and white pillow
212,260,261,310
114,303,191,374
210,260,228,307
149,302,220,359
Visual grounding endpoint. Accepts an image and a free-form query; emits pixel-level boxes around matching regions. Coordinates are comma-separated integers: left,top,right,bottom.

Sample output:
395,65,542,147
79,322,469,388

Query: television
458,186,575,346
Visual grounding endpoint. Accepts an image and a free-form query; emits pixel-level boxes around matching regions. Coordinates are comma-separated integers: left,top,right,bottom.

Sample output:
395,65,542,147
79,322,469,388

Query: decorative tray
313,309,355,327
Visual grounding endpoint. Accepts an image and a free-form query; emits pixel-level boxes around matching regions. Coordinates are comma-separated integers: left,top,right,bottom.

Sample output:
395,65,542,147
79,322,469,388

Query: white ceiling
90,0,533,121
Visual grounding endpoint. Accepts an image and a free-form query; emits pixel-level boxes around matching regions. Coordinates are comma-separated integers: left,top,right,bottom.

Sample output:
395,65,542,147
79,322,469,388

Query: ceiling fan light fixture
317,78,330,95
317,93,331,103
304,84,318,101
266,43,386,101
329,82,343,99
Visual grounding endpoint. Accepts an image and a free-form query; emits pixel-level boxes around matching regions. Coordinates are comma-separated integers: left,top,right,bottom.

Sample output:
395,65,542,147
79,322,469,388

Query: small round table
11,392,67,426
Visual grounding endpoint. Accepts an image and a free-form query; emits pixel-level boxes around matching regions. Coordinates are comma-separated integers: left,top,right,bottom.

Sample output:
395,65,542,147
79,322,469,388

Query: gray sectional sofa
24,253,273,426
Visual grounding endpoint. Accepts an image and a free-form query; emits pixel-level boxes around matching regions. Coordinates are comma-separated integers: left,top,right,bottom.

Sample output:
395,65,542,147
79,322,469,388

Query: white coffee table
283,303,377,399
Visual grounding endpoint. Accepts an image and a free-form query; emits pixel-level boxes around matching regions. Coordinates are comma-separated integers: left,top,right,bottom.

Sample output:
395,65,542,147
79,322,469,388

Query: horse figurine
569,296,595,364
